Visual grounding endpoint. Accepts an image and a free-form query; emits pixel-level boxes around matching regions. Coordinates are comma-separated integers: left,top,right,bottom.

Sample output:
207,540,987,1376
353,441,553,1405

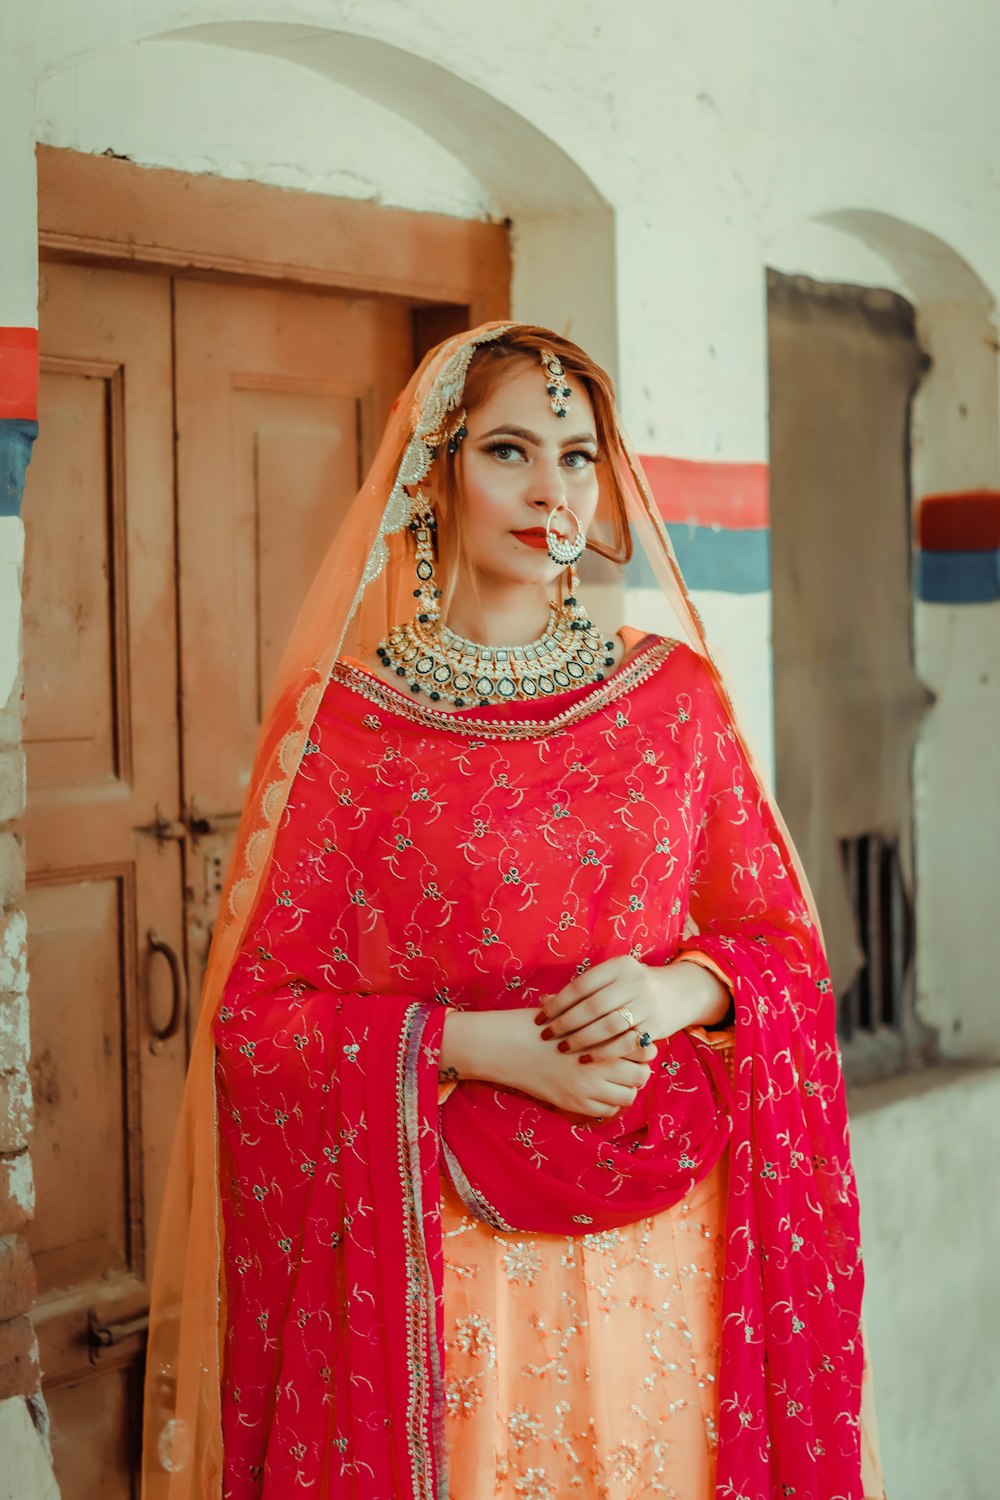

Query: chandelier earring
408,497,441,626
545,505,587,567
562,564,592,634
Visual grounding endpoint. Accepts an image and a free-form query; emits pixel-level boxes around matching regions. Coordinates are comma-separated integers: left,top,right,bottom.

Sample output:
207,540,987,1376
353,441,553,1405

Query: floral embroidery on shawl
214,638,864,1500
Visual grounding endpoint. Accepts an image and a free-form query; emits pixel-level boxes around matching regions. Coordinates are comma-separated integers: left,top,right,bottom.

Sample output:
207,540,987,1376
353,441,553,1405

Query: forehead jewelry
540,350,573,417
545,505,586,567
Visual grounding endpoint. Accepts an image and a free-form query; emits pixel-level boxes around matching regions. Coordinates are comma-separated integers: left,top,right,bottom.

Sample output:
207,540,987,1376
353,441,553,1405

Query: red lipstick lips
513,528,556,550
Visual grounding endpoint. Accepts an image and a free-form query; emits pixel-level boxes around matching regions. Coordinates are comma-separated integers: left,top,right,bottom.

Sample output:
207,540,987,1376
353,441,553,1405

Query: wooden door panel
175,282,413,816
22,367,123,792
23,262,186,1500
27,876,133,1295
254,401,361,703
174,281,415,1003
46,1366,140,1499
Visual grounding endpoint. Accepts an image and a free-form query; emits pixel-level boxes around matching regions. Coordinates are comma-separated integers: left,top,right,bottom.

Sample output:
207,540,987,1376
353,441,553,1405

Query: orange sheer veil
140,320,832,1497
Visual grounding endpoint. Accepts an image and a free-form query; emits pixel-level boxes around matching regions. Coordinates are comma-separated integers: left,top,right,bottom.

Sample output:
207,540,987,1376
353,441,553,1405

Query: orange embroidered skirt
441,1153,729,1500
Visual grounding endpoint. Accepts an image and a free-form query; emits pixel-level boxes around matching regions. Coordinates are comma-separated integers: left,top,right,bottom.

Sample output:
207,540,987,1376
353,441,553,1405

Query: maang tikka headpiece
540,349,573,417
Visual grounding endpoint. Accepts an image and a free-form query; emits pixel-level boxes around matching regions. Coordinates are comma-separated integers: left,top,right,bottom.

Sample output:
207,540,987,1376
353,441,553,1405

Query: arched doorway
765,210,999,1075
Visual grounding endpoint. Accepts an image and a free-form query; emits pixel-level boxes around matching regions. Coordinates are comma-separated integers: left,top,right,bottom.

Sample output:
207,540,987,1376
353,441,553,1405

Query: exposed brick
0,528,24,751
0,1316,37,1401
0,912,26,994
0,1237,34,1323
0,1071,31,1155
0,1154,32,1234
0,833,24,906
0,748,25,825
0,990,28,1074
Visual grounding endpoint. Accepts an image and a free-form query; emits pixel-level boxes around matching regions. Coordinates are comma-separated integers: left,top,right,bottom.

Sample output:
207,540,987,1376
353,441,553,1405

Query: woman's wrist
439,1009,526,1088
650,958,732,1034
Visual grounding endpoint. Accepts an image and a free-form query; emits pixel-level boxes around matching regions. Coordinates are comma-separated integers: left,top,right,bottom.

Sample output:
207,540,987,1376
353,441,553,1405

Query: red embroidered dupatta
142,324,871,1500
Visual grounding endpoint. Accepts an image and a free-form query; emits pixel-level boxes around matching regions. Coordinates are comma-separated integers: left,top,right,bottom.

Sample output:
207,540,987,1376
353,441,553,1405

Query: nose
526,456,568,511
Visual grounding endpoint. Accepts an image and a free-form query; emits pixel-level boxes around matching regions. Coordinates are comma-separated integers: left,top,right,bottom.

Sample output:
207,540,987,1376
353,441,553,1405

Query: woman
143,324,884,1500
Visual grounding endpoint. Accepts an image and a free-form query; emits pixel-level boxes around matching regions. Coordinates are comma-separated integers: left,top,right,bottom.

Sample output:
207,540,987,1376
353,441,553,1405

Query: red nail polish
540,1026,554,1041
579,1054,593,1064
557,1040,570,1053
534,1013,548,1026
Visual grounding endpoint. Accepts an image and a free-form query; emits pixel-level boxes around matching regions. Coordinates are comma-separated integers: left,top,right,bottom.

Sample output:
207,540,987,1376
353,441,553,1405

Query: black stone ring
638,1031,653,1048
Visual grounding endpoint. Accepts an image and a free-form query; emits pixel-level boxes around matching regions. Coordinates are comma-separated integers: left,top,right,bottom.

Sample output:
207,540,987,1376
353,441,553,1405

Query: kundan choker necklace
376,588,617,709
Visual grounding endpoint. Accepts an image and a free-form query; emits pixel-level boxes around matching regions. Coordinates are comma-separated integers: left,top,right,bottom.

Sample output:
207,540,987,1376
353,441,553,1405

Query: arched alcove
765,208,1000,1065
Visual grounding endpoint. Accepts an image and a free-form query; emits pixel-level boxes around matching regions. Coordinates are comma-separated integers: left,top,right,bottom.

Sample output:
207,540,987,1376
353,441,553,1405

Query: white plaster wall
851,1066,1000,1500
767,223,908,294
4,2,1000,1494
913,605,1000,1059
1,8,41,325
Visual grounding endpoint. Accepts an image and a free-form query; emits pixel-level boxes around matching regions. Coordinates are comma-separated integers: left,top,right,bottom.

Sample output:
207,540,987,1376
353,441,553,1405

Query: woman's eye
486,442,525,462
563,450,597,469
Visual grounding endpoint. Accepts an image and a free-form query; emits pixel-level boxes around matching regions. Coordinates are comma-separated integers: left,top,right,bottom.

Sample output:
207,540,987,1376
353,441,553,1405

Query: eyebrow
478,424,598,446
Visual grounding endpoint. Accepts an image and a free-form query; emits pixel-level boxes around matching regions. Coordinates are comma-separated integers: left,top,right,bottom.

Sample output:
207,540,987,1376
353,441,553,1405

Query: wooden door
22,263,441,1496
22,262,188,1496
173,280,415,1008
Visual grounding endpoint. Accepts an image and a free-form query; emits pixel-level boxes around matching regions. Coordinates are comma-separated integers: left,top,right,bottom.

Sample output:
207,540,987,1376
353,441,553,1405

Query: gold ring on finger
617,1007,635,1030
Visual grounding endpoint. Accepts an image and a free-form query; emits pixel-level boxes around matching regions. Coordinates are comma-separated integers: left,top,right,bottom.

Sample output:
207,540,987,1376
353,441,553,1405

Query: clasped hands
530,954,728,1117
440,954,730,1121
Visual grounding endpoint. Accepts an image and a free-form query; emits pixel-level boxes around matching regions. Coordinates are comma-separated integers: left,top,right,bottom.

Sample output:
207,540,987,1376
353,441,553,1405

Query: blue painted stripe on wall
627,525,771,594
0,419,38,517
917,549,1000,604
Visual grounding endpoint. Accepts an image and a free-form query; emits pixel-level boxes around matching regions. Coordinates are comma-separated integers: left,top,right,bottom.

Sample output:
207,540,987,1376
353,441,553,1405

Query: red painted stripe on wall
637,454,769,529
917,490,1000,552
0,329,39,421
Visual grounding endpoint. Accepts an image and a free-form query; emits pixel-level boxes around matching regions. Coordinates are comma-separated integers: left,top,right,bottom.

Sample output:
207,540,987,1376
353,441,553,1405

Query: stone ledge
847,1057,1000,1119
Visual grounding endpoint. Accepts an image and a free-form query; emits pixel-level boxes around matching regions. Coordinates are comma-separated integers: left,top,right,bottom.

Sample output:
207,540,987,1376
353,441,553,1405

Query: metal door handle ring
147,928,187,1046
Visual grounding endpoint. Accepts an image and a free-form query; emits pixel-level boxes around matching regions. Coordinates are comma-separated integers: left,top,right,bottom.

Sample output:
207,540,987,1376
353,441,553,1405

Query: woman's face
444,357,602,592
